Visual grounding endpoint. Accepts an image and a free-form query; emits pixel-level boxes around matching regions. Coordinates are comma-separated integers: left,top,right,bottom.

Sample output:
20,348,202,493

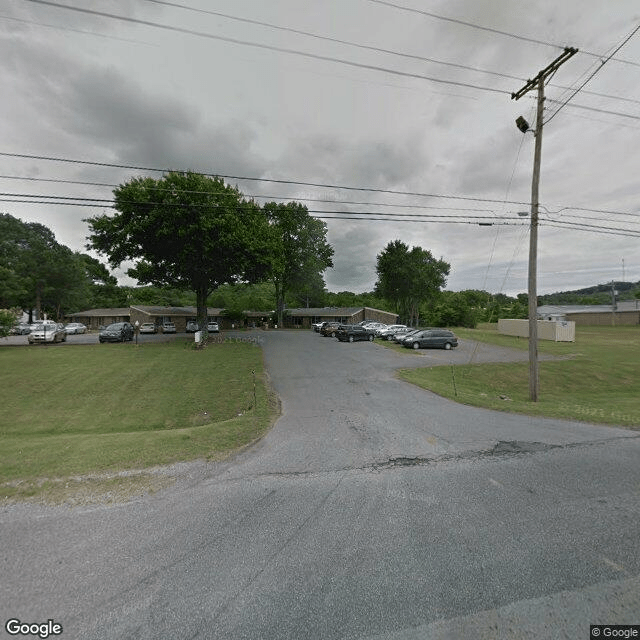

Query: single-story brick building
67,306,225,331
283,306,398,329
65,308,131,330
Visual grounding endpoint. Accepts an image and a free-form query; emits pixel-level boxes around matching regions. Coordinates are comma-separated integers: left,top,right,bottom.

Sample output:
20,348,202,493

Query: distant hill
539,280,640,305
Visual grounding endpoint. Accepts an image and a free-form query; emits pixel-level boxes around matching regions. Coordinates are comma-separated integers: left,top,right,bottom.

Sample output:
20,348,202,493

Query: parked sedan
336,325,375,342
207,322,219,333
10,323,31,335
186,320,199,333
320,322,342,337
162,322,176,333
99,322,135,343
139,323,157,334
378,325,408,340
393,329,422,344
28,323,67,344
64,322,87,334
402,329,458,350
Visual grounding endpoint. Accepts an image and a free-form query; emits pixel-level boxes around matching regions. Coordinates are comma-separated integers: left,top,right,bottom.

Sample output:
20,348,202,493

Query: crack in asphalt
240,434,640,480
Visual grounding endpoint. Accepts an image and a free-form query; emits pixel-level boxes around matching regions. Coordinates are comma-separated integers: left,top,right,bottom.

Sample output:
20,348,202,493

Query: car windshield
106,324,122,330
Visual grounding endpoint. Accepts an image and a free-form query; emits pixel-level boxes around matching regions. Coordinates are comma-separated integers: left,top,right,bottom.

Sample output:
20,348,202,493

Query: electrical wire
366,0,640,69
0,12,155,45
22,0,509,95
545,22,640,124
0,151,530,205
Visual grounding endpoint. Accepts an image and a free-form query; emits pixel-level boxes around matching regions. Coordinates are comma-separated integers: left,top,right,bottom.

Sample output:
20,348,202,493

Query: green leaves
264,201,334,324
87,172,274,326
375,240,450,326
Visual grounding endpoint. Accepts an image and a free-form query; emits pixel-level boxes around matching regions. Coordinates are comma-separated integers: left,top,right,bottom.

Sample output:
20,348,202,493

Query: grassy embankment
394,324,640,429
0,339,278,503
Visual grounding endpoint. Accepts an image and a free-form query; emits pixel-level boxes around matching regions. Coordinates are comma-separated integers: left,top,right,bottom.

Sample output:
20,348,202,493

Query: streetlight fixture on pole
511,47,577,402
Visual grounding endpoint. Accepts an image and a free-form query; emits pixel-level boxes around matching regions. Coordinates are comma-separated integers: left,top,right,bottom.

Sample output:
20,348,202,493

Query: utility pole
512,47,577,402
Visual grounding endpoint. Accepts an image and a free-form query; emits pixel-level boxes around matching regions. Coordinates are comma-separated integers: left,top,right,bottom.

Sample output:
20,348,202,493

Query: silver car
28,323,67,344
64,322,87,334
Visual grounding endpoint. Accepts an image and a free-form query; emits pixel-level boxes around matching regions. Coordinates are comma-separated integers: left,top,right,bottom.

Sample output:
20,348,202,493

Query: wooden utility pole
512,47,577,402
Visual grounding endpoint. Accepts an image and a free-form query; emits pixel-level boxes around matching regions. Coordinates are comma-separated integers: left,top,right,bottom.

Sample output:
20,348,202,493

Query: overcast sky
2,0,639,296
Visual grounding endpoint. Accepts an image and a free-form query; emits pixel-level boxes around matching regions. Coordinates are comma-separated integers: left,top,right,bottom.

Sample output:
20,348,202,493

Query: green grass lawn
396,325,640,429
0,339,278,502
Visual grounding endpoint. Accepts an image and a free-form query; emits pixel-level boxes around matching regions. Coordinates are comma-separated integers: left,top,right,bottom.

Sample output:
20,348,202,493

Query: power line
18,0,639,108
366,0,640,69
542,221,640,238
545,22,640,124
0,192,520,219
137,0,640,109
546,98,640,122
4,192,639,236
0,151,530,205
0,174,496,211
23,0,508,95
0,12,155,45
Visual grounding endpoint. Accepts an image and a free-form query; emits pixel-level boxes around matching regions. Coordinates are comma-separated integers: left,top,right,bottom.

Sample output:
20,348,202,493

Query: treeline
0,213,123,321
539,281,640,306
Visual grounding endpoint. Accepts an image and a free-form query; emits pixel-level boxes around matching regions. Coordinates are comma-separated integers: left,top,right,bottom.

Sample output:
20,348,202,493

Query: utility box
498,319,575,342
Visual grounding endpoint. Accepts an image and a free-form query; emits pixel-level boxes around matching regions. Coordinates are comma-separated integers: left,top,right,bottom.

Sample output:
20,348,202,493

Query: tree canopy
375,240,450,326
86,172,273,328
0,213,89,320
263,201,334,325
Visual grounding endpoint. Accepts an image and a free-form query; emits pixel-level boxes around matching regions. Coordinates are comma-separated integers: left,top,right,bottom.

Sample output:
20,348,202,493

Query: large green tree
263,201,334,325
86,172,272,329
375,240,450,326
0,213,89,319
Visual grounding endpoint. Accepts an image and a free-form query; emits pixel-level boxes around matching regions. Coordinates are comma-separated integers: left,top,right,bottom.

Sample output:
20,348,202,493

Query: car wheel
331,331,336,337
368,334,373,341
348,335,354,343
412,341,420,350
444,342,452,350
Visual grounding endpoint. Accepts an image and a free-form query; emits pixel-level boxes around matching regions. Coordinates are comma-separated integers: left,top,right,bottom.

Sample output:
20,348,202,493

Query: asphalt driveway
1,330,638,639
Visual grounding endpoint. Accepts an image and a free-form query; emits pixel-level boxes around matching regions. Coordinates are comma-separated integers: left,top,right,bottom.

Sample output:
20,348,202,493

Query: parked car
336,325,375,342
139,322,157,334
64,322,87,334
377,324,408,340
28,323,67,344
207,321,219,333
320,322,342,337
10,323,31,335
312,322,325,332
393,329,422,344
162,322,176,333
186,320,199,332
402,329,458,350
99,322,135,343
362,322,388,335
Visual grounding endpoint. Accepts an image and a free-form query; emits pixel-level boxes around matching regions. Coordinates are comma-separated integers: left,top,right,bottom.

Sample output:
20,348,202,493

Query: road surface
1,330,638,639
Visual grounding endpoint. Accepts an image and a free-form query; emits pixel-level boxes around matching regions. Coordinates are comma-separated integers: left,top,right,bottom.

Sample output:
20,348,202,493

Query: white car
139,322,157,334
28,323,67,344
207,322,219,333
64,322,87,334
362,322,388,335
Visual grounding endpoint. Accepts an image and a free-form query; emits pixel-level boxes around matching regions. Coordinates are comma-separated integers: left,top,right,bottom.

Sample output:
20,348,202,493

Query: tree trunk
274,279,284,327
196,283,209,334
35,281,42,321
